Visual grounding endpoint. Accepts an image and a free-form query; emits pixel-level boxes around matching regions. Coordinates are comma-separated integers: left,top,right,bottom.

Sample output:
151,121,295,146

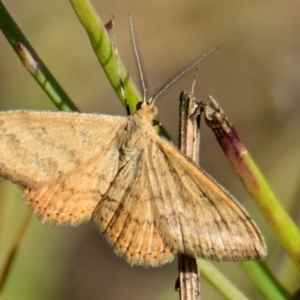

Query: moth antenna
109,15,128,112
152,48,218,103
128,15,147,103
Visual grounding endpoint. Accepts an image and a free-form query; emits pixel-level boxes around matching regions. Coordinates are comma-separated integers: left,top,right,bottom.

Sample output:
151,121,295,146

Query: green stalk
199,260,250,300
203,95,300,270
68,0,142,113
0,210,31,295
68,0,172,138
0,1,78,112
240,261,290,300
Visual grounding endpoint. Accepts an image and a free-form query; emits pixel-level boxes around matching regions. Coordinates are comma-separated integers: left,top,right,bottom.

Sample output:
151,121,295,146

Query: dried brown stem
177,91,201,300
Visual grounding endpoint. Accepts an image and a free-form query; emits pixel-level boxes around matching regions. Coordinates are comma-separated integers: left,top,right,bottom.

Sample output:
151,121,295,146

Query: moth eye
152,120,160,126
136,102,143,111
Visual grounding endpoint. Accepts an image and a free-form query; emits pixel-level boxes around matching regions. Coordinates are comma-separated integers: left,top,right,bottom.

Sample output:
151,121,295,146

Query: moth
0,97,266,266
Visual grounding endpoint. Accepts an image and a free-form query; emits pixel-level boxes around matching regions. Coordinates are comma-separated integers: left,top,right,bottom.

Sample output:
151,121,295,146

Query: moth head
135,98,158,122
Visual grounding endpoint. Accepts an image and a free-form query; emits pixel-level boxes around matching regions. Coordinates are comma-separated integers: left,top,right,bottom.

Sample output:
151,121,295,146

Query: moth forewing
0,111,127,225
146,133,266,262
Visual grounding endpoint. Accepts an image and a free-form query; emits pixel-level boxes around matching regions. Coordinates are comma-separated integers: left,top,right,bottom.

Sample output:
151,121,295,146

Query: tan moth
0,96,266,266
0,17,266,267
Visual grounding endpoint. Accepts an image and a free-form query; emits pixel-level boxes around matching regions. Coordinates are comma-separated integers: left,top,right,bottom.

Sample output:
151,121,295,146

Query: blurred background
0,0,300,299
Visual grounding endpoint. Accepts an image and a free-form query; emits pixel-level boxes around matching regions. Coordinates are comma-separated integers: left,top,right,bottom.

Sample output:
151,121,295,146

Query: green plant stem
240,261,290,300
68,0,141,113
239,147,300,269
0,1,78,112
68,0,171,138
0,210,31,295
199,260,250,300
204,95,300,271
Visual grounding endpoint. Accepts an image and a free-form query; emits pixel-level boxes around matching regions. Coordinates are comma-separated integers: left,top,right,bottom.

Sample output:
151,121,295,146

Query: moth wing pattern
151,135,266,261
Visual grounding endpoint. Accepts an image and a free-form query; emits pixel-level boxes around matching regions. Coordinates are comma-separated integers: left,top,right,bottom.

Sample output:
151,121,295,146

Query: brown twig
177,91,201,300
